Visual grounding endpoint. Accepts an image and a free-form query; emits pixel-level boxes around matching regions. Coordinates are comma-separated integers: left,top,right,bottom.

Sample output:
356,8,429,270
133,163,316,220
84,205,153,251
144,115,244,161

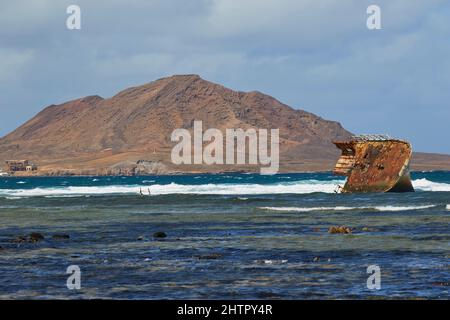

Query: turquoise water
0,172,449,299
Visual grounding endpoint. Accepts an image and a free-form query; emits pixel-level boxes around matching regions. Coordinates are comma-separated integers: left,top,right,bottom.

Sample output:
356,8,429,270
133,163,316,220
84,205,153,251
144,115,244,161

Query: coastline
3,169,450,178
3,150,449,178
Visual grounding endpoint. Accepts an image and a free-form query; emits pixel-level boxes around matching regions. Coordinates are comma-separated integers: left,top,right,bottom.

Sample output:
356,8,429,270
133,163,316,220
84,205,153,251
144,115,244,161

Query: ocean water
0,172,449,299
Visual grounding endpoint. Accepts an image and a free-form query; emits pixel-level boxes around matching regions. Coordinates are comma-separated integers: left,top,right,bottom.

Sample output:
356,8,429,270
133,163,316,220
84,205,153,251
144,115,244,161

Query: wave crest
260,205,438,212
0,180,344,197
0,177,449,198
413,178,450,192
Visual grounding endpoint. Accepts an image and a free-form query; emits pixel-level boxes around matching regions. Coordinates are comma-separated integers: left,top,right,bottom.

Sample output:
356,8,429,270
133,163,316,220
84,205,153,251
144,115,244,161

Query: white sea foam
446,205,450,210
0,180,344,197
260,206,356,212
1,177,449,198
412,178,450,192
373,205,437,211
255,259,288,265
260,205,437,212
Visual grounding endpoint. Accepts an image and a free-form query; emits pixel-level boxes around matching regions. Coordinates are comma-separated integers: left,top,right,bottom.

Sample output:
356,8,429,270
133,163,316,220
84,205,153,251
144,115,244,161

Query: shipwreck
333,134,414,193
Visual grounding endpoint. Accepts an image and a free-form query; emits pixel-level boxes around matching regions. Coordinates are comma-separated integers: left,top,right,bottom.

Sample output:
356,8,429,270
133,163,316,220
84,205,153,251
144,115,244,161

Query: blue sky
1,0,449,153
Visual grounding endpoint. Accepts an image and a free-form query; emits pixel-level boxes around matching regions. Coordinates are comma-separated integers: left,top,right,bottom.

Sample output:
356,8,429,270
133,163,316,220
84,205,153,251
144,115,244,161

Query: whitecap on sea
0,180,345,197
1,177,449,198
259,205,437,212
254,259,288,265
413,178,450,192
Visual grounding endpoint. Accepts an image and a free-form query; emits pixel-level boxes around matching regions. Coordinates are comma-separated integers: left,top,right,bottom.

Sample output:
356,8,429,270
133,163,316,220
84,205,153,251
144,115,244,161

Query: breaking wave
260,205,438,212
0,180,344,197
412,178,450,192
0,178,449,198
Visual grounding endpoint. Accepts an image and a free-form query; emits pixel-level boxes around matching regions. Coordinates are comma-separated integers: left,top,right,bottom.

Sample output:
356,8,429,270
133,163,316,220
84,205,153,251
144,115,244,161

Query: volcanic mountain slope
1,74,445,175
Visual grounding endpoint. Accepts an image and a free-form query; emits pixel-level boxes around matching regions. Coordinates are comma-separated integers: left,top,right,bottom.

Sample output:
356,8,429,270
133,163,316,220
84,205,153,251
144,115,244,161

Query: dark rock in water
29,233,44,242
12,233,45,243
12,236,28,243
52,234,70,240
196,253,223,260
328,226,353,234
153,231,167,239
432,281,450,287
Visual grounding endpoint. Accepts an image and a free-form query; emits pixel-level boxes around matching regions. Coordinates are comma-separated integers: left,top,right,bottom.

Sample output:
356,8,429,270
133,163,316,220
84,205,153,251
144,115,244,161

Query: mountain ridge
0,74,449,175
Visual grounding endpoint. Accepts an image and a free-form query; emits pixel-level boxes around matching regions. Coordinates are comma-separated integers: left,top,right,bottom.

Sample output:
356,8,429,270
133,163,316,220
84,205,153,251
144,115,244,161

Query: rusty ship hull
333,136,414,193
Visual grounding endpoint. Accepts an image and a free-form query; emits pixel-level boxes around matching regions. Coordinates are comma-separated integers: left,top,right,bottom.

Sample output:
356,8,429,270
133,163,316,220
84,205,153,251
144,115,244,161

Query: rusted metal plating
333,137,414,193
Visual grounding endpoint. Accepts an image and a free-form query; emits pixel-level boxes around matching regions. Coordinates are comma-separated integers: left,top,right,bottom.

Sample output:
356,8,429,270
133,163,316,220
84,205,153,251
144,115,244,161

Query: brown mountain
0,74,448,175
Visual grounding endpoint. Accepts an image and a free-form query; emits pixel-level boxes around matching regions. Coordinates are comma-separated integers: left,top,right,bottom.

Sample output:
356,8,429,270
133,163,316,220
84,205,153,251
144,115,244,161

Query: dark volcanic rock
432,281,450,286
12,233,45,243
12,236,28,243
153,231,167,239
52,234,70,240
29,233,44,242
196,253,223,260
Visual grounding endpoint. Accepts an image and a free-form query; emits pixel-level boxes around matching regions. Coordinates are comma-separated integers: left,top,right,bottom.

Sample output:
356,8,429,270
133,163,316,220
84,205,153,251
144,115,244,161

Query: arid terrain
0,74,449,176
